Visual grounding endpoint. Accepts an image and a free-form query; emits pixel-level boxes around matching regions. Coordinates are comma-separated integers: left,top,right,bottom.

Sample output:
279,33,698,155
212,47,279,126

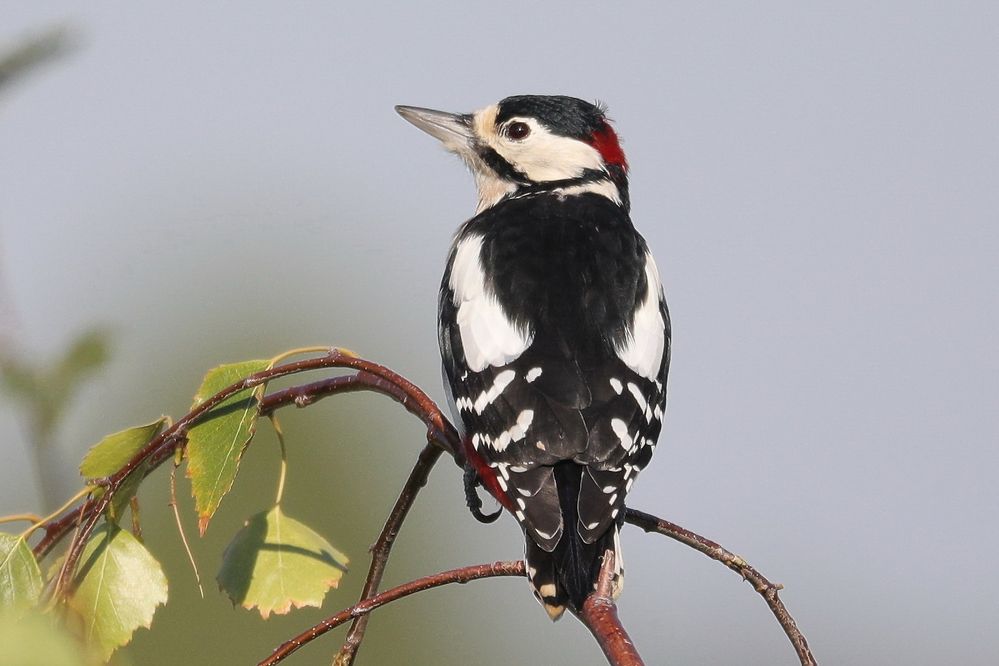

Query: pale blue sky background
2,3,997,664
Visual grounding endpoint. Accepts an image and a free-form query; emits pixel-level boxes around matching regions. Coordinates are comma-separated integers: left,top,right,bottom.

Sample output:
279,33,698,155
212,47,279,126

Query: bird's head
396,95,628,212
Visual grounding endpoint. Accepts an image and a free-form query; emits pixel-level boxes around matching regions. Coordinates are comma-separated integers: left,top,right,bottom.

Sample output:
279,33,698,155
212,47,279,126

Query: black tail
525,462,624,620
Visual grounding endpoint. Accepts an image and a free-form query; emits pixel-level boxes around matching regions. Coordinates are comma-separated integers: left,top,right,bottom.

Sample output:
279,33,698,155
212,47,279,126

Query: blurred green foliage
0,25,73,93
1,328,110,445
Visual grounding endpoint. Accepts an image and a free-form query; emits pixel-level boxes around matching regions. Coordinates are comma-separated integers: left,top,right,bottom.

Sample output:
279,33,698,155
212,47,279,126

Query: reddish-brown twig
47,350,461,599
34,365,461,562
625,508,817,666
575,550,645,666
333,441,443,666
257,560,526,666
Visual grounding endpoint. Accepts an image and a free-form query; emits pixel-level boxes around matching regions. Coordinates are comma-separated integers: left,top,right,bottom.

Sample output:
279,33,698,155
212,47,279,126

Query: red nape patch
463,437,514,512
588,121,628,171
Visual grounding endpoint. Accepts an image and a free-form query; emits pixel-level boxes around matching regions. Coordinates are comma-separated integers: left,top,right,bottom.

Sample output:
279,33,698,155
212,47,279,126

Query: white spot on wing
609,378,623,395
450,235,532,372
473,369,516,414
611,418,633,450
525,367,542,383
485,409,535,452
615,253,666,380
626,382,651,421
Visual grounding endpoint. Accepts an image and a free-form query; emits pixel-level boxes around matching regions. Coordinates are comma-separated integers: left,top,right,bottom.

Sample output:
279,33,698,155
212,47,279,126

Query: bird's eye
505,121,531,140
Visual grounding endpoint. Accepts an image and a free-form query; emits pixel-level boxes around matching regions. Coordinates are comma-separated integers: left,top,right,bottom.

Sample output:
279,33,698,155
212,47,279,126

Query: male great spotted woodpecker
396,95,670,620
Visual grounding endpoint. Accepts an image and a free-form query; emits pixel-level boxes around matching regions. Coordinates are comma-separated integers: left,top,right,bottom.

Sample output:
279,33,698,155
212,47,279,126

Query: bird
396,95,670,620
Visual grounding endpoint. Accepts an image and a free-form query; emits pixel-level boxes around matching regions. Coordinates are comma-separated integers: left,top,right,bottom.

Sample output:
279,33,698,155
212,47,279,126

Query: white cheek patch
449,235,533,371
487,116,607,183
615,253,666,380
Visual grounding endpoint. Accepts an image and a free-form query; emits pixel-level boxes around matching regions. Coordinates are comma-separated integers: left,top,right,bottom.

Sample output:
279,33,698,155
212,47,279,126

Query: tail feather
524,462,625,620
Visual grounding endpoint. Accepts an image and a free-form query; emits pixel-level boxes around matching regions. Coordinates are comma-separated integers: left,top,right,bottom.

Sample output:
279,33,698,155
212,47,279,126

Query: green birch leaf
0,610,91,666
217,506,348,618
79,418,166,479
68,524,168,661
185,360,269,535
0,533,43,612
79,418,166,523
55,329,110,391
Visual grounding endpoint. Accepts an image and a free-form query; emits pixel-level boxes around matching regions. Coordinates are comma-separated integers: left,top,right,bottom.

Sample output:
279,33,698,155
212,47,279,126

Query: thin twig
333,441,443,666
625,508,817,666
259,372,461,462
169,449,203,598
258,561,526,666
575,550,644,666
43,350,459,596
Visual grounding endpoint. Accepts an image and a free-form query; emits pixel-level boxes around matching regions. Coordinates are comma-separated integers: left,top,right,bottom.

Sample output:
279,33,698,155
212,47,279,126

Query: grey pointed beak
395,105,474,151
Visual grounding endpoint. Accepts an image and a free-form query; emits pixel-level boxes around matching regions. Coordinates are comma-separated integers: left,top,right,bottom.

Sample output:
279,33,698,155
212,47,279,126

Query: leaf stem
169,447,204,598
0,513,44,525
20,486,93,540
270,414,289,506
267,346,338,369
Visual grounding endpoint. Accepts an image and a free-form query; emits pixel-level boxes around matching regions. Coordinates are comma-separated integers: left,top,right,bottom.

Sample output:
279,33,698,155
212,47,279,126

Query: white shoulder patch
615,252,666,380
449,234,533,372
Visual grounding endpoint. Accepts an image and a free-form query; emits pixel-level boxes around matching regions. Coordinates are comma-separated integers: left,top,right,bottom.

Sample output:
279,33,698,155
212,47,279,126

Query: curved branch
46,350,461,597
260,371,460,459
34,363,460,561
333,441,442,666
625,508,817,666
258,561,526,666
